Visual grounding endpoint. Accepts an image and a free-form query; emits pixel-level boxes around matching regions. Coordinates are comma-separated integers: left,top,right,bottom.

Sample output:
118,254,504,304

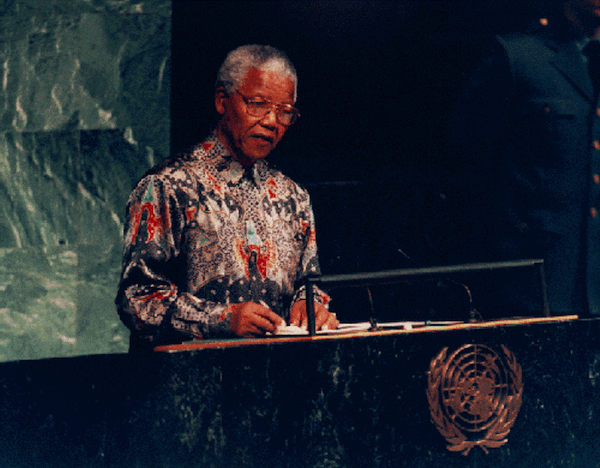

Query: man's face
216,68,295,167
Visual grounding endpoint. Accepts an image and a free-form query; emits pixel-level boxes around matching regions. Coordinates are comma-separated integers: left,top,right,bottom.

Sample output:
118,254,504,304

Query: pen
259,300,288,330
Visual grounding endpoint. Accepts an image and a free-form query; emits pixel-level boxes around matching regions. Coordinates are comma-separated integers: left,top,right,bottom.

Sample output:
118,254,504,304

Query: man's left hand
289,300,339,331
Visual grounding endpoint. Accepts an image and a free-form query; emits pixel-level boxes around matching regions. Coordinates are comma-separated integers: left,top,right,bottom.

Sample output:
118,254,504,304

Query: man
116,45,338,351
446,0,600,317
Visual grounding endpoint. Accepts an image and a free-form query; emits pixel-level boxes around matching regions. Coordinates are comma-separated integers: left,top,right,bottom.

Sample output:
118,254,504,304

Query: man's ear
215,87,227,115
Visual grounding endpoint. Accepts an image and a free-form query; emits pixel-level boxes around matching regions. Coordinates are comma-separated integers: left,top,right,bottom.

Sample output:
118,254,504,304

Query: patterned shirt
116,132,327,345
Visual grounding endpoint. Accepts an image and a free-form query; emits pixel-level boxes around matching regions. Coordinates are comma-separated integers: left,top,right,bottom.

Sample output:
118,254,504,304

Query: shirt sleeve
115,174,233,346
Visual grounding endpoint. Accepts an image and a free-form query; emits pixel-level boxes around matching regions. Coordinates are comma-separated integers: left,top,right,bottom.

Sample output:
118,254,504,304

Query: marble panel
13,0,171,15
0,0,170,361
0,1,170,138
0,127,169,361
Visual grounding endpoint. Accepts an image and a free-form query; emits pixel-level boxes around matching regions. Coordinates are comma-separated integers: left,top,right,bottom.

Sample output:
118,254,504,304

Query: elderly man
116,45,338,351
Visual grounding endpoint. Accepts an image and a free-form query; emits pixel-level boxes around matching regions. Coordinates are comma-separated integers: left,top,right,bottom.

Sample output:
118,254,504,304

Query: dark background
171,0,551,180
171,0,554,321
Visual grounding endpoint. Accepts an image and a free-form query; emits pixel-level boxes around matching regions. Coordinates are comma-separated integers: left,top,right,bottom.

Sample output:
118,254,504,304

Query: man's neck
215,125,255,168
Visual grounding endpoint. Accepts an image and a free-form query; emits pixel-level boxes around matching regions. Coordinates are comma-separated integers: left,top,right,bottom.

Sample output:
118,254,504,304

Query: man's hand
289,300,339,331
229,301,285,337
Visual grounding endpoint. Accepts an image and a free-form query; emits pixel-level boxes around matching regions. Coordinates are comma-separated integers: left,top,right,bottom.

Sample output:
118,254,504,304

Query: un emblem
427,344,523,455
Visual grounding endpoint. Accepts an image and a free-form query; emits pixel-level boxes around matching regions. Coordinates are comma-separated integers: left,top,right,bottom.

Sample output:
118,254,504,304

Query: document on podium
271,321,462,336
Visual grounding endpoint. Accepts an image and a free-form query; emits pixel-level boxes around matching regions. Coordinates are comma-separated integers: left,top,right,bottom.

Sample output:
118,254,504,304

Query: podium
0,262,599,467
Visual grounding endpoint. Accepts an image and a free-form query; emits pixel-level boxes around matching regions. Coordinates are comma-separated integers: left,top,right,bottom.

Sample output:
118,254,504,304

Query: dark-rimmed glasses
233,90,300,126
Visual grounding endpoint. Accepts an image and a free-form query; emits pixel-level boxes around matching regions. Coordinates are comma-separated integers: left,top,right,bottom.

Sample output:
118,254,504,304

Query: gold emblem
427,344,523,455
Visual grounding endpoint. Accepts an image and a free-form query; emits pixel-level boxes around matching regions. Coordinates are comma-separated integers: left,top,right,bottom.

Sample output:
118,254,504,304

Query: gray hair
216,44,298,102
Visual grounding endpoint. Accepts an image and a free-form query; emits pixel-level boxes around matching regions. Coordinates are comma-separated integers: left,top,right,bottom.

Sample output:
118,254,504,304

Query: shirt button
595,174,600,184
595,141,600,151
592,208,598,218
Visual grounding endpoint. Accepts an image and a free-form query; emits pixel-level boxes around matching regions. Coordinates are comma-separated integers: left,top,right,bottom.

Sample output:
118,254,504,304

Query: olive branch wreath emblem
427,344,523,455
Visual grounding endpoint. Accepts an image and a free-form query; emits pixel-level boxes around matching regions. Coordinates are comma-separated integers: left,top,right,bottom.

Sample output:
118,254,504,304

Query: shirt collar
197,132,266,185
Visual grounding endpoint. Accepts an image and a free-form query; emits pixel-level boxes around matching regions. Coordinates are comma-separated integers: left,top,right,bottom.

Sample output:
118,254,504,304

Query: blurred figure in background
446,0,600,317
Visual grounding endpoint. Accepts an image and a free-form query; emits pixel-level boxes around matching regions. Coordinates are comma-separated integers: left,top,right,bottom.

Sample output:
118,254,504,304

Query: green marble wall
0,0,171,361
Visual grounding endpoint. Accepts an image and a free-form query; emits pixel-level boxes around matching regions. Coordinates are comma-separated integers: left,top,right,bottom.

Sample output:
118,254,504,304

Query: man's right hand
229,301,285,337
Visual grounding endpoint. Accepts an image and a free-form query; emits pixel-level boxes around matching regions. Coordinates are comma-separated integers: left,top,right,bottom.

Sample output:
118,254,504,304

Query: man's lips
250,134,274,144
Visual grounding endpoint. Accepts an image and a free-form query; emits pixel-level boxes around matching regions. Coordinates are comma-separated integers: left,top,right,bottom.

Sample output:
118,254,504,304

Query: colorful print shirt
116,132,328,344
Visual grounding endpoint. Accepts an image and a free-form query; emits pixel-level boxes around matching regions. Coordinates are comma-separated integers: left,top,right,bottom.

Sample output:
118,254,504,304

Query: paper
269,320,462,336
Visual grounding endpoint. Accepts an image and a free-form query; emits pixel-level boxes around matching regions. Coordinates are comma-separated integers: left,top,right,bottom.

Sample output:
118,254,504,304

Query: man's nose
260,107,278,127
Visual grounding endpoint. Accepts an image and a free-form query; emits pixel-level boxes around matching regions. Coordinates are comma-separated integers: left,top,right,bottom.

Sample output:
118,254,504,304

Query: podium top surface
154,314,578,353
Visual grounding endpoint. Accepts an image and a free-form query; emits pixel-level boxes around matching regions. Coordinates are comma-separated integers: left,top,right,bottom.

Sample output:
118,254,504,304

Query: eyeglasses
233,90,300,126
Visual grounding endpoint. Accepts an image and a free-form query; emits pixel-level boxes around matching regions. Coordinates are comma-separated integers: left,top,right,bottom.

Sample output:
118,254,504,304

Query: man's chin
244,145,273,162
236,149,271,167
